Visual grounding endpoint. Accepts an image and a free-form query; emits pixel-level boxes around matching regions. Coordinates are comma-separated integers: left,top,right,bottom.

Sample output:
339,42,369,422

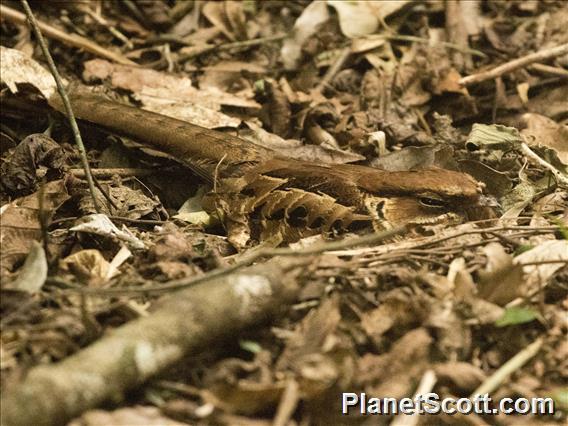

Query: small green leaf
514,244,534,256
239,339,262,354
254,79,266,94
551,217,568,240
242,0,257,14
549,388,568,411
495,307,539,327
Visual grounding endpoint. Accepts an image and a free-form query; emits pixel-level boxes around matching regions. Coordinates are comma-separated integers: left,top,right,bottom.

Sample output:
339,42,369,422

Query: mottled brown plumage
50,93,490,245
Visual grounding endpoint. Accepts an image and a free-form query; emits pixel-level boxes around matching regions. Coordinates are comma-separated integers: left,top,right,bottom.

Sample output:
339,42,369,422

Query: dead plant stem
460,43,568,86
520,142,568,186
1,3,135,65
63,226,407,295
470,337,544,397
19,0,101,213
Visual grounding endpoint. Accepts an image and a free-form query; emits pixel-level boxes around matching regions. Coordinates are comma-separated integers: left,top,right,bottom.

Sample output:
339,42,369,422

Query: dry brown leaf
477,243,524,305
434,362,487,393
359,328,432,398
520,113,568,164
258,80,291,138
532,190,568,217
224,1,248,40
60,249,110,286
202,1,236,41
281,1,330,70
70,214,145,250
206,379,287,415
515,240,568,295
447,258,476,302
0,46,58,99
5,241,47,293
0,179,70,275
141,260,200,281
1,133,65,196
371,144,459,172
68,406,184,426
107,186,160,219
275,296,355,403
83,59,260,114
459,160,513,199
278,297,341,371
360,288,430,346
433,67,469,95
328,1,410,38
240,122,365,164
200,60,266,91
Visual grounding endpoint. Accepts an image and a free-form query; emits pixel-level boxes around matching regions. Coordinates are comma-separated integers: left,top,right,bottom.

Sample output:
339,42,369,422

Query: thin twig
391,370,437,426
38,179,50,260
121,0,150,29
1,3,136,65
20,0,101,213
315,46,352,93
460,43,568,86
213,154,227,194
518,260,568,266
529,63,568,77
178,34,286,62
329,225,558,258
445,0,472,70
489,231,522,249
91,175,118,210
62,226,407,295
49,216,166,227
70,167,159,178
109,216,166,226
520,142,568,187
412,225,559,249
81,5,133,49
470,337,544,397
344,226,555,258
169,0,195,21
360,33,487,58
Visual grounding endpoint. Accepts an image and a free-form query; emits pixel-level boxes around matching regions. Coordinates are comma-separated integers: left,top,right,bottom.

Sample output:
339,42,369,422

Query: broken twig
460,43,568,86
470,337,544,397
64,226,407,295
1,258,306,426
520,141,568,187
1,3,136,65
20,0,101,213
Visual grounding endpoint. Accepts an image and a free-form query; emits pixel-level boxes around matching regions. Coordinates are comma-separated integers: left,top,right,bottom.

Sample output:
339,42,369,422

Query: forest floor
1,1,567,425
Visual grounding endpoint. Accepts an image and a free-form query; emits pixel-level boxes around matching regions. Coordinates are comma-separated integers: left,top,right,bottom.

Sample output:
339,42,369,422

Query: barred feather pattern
206,174,371,249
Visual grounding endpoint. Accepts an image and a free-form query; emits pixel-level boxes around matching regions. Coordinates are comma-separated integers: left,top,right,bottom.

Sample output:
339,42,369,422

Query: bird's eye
419,197,447,208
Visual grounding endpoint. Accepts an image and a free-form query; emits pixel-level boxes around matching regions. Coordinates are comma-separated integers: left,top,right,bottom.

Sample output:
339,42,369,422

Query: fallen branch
0,3,136,66
1,257,307,426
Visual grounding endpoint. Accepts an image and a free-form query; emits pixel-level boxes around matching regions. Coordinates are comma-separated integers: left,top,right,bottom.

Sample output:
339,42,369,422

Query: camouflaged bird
50,94,491,248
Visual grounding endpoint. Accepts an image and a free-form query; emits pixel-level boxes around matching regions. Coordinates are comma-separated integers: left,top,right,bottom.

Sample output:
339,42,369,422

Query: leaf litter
0,1,567,425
